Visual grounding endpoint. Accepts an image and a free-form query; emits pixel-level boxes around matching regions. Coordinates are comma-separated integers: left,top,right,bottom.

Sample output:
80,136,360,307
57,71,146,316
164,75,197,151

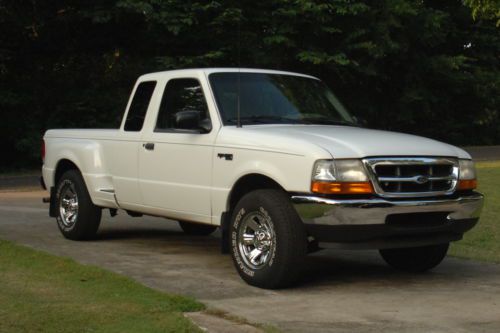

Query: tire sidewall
229,189,307,288
56,176,79,233
231,205,278,279
380,243,449,272
55,169,101,240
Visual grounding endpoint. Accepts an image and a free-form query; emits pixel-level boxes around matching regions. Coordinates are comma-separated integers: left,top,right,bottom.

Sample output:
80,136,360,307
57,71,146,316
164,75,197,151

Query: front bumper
292,192,484,248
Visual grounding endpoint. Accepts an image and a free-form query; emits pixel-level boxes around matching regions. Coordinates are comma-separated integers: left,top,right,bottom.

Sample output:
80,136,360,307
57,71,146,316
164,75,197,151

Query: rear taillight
41,139,45,162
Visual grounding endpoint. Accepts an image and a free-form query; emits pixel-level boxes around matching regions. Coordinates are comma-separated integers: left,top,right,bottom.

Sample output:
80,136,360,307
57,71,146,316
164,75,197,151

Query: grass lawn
449,161,500,263
0,240,204,333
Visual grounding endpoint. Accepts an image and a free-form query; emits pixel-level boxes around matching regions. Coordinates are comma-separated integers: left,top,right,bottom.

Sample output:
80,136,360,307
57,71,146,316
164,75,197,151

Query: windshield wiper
299,117,354,126
226,115,303,125
225,115,354,126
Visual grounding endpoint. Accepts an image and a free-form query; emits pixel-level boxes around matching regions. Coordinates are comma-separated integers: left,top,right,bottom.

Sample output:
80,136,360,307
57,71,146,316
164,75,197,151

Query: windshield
209,72,355,126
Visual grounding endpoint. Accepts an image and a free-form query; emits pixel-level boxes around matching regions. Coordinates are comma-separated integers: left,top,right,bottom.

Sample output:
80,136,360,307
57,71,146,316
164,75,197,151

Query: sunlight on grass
0,240,204,333
449,161,500,263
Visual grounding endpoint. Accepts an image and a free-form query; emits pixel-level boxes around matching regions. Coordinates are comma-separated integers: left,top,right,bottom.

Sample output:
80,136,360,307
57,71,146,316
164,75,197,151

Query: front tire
230,189,307,289
55,170,101,240
178,221,217,236
379,243,449,272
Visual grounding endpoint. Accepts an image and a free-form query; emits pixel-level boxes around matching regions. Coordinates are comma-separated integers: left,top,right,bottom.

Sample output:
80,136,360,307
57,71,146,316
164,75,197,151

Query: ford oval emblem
415,176,429,184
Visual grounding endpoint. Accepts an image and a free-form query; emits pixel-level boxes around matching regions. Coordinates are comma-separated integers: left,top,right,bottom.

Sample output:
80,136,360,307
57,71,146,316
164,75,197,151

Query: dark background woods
0,0,499,169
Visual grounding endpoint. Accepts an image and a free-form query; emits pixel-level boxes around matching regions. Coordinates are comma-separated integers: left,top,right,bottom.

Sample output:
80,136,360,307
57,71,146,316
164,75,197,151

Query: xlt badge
217,153,233,161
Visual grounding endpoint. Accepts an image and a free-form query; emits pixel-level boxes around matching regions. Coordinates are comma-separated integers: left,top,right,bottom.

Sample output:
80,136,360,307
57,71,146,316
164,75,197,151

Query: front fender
211,149,318,224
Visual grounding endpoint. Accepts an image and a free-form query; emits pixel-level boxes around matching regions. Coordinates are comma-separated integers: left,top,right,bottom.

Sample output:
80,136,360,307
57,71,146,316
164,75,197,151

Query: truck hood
219,125,470,159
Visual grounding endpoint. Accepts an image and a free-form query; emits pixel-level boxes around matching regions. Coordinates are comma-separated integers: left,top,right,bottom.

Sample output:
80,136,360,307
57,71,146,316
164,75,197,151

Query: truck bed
44,129,120,140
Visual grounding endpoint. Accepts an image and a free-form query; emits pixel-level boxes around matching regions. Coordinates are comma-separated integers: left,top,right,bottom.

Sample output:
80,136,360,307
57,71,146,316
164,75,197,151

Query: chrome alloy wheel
237,211,276,269
59,182,79,228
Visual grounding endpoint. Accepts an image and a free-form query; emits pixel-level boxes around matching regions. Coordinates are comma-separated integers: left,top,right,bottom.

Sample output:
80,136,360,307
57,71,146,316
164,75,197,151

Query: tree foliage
0,0,499,168
464,0,500,25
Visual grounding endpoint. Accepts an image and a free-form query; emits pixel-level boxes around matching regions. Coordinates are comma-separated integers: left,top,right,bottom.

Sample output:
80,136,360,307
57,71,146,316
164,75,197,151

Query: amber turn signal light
457,179,477,190
311,181,374,195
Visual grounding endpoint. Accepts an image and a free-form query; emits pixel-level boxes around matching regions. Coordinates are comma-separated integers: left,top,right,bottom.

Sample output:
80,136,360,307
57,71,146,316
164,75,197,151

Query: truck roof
138,68,319,81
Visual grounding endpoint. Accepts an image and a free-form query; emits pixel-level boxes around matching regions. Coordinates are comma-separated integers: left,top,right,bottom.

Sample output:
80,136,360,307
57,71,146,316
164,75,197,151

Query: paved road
1,191,500,332
463,145,500,161
0,174,40,191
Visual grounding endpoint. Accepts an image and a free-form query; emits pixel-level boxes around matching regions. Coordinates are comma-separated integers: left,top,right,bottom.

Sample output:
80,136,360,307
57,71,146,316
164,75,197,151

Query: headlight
458,159,477,190
459,159,476,180
312,160,337,181
311,159,373,194
312,159,369,182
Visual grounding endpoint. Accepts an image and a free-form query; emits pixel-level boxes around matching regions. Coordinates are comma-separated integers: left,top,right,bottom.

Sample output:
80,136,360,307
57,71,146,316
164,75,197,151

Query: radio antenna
236,6,242,128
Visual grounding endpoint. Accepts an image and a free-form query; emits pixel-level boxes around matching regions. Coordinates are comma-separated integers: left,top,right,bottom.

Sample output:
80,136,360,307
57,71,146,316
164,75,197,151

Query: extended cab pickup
42,68,484,288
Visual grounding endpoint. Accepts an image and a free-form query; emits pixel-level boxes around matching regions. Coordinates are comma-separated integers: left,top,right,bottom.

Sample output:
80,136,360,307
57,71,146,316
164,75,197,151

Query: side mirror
352,115,368,127
175,110,212,133
175,110,199,130
199,118,212,133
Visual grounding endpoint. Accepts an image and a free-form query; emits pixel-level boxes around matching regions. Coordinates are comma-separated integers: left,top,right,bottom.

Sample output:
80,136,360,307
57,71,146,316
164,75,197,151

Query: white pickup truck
42,68,483,288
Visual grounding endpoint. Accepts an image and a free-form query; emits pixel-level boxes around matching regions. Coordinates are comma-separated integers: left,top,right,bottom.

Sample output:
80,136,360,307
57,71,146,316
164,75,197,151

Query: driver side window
155,78,209,132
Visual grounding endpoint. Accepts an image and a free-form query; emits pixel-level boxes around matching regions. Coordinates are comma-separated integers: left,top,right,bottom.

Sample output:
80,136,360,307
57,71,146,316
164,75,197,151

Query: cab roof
138,68,319,81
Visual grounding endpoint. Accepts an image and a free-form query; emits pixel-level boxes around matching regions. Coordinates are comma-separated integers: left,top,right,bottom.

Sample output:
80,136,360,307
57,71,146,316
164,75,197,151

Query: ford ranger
42,68,484,289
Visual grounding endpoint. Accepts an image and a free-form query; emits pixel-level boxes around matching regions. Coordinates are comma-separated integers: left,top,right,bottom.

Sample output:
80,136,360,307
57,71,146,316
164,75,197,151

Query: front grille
364,157,459,198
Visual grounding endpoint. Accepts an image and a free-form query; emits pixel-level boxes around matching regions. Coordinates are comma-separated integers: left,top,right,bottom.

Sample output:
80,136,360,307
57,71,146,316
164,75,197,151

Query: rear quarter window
124,81,157,132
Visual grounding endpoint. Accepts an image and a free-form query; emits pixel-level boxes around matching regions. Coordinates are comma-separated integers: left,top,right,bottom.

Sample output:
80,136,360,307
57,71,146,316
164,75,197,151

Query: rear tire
230,189,307,289
379,243,449,272
55,170,101,240
178,221,217,236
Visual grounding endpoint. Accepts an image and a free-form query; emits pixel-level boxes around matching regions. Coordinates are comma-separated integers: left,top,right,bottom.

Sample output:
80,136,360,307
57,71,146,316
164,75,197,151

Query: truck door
110,80,157,209
138,77,216,223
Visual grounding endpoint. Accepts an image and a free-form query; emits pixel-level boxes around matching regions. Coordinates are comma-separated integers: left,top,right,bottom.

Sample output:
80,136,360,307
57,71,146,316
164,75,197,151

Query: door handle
143,142,155,151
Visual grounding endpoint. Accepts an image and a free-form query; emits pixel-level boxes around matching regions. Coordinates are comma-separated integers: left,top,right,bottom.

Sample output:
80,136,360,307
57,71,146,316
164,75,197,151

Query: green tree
0,1,499,169
464,0,500,25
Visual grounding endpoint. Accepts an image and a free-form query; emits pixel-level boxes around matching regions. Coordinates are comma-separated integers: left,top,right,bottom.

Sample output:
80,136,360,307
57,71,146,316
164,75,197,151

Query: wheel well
228,174,286,212
54,159,80,186
220,174,288,254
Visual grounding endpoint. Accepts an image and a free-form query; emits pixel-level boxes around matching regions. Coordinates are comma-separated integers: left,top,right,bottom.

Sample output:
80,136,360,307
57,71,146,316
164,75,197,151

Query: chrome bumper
291,192,484,226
